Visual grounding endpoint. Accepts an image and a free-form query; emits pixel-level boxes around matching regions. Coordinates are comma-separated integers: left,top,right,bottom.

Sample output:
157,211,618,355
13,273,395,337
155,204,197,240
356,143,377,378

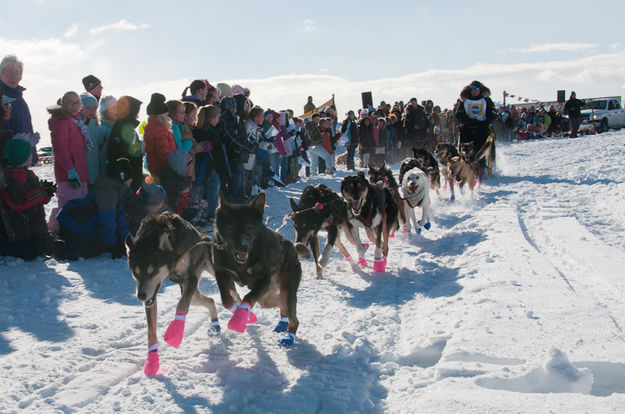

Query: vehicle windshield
583,100,607,110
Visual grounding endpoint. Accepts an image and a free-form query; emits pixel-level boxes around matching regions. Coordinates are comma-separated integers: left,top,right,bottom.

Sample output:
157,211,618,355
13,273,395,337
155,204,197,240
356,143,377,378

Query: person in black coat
454,80,497,155
402,98,427,153
563,91,586,138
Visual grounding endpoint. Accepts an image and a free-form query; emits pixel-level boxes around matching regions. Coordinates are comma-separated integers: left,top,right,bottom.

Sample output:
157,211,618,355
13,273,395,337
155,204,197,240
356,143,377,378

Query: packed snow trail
1,132,625,413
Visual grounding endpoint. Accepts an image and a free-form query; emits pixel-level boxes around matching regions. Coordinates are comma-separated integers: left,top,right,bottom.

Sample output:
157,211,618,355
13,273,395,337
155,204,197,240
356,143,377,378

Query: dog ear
124,234,134,256
250,192,266,214
289,198,299,212
357,171,366,180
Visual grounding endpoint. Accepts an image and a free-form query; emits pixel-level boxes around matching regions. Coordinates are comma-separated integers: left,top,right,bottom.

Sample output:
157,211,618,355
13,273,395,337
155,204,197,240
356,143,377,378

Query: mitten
164,311,186,347
67,168,81,190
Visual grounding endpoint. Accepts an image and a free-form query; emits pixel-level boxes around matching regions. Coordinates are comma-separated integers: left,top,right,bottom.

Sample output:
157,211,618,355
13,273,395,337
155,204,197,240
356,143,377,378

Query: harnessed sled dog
126,212,220,376
435,143,460,201
368,162,407,233
289,184,366,279
340,172,399,272
213,192,301,347
400,168,431,233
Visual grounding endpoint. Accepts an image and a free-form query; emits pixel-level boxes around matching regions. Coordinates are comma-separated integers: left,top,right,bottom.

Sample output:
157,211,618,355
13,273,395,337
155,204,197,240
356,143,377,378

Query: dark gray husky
125,212,219,376
213,192,302,347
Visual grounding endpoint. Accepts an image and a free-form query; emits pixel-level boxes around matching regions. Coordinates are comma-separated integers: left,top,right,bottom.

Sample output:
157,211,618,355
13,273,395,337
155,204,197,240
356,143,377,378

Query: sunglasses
471,87,480,91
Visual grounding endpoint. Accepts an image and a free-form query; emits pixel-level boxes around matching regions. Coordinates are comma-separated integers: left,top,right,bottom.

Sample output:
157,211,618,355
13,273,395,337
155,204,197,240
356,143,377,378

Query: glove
40,180,57,197
67,168,81,190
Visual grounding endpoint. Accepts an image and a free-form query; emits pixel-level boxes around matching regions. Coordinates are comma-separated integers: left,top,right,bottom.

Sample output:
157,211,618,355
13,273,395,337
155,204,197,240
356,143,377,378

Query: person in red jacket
1,139,55,260
143,93,189,212
144,93,176,178
48,91,91,232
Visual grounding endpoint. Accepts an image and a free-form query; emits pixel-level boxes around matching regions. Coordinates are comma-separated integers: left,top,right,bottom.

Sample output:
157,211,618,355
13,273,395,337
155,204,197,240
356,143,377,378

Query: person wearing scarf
47,91,92,232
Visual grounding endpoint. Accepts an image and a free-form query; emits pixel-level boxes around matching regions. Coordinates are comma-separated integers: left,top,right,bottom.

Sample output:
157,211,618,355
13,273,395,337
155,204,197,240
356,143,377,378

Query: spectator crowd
0,54,591,262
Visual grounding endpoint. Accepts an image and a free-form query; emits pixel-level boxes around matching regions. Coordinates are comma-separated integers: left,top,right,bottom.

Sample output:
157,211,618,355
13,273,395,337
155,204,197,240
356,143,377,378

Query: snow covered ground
1,131,625,413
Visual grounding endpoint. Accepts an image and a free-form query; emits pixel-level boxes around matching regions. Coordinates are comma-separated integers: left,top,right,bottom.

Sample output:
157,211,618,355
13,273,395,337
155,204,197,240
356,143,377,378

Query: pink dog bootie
144,342,160,376
228,302,252,333
164,311,186,347
357,256,368,267
373,257,386,272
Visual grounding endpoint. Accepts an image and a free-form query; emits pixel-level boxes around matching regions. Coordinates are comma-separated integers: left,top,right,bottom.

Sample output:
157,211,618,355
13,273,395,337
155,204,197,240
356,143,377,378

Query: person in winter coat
340,110,359,170
89,95,117,179
358,116,375,167
143,93,177,178
0,55,38,165
454,80,497,161
0,139,54,260
402,97,427,153
563,91,586,138
167,100,194,153
218,96,249,203
181,79,208,107
80,92,106,185
306,113,334,175
48,91,92,231
190,105,224,225
91,158,132,258
107,95,143,189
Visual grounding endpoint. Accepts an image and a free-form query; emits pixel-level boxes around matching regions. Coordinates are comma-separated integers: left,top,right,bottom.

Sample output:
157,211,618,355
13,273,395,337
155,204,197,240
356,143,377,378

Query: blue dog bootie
277,332,296,347
274,316,289,333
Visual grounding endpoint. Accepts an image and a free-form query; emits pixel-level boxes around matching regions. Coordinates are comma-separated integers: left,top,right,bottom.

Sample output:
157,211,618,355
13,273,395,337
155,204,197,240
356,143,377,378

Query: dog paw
361,243,370,252
208,319,221,335
144,351,160,376
418,221,431,230
373,257,386,273
450,194,455,202
357,256,368,267
277,332,296,347
274,317,289,333
416,227,422,235
402,224,409,234
164,312,186,347
228,302,251,333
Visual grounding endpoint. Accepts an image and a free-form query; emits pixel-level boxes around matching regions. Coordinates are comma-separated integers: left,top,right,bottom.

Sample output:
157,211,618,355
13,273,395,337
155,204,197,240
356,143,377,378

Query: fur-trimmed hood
460,80,491,102
46,104,70,118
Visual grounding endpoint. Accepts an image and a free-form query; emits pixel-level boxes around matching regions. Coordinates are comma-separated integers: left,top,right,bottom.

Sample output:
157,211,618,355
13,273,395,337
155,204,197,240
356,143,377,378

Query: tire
600,119,609,133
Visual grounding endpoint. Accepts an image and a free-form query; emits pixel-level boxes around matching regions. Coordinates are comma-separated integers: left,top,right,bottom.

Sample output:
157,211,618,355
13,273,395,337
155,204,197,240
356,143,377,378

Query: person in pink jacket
48,91,91,231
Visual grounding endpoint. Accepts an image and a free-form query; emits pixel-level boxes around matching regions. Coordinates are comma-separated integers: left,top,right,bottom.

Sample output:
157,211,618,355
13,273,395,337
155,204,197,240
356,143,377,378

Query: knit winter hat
137,184,166,206
216,83,232,97
80,92,98,107
108,158,133,182
3,138,32,166
146,93,169,116
82,75,101,92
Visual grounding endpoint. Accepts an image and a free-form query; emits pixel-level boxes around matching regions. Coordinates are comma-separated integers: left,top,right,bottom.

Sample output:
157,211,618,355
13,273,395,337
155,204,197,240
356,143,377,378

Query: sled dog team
127,147,471,375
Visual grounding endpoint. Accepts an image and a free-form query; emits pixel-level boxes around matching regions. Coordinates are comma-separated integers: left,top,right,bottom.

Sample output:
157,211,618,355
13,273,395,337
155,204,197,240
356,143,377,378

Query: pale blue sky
2,0,624,142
